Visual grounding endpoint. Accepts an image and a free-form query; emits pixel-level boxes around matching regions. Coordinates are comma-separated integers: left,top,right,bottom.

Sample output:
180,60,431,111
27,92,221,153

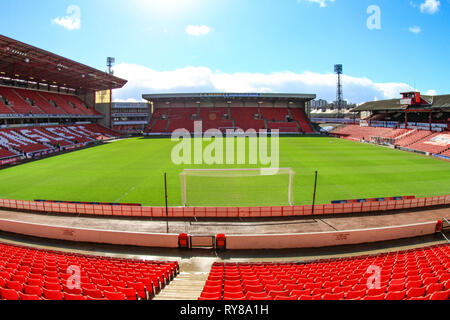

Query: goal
180,168,295,207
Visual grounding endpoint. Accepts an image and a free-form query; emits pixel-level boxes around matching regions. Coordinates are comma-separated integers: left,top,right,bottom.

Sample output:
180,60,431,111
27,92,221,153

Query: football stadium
0,27,449,307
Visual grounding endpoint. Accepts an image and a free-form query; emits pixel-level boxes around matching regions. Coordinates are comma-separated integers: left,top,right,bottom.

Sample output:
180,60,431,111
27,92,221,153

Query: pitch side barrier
0,195,448,218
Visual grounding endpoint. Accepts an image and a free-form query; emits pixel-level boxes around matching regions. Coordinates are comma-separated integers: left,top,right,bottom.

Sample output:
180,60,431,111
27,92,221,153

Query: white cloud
52,5,81,30
112,97,147,103
409,26,422,34
298,0,336,7
425,89,437,96
185,25,211,37
420,0,440,14
112,63,416,104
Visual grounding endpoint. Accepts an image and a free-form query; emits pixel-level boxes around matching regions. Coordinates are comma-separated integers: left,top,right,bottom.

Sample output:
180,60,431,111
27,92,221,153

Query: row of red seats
0,241,179,300
0,147,18,159
261,108,289,121
406,132,449,154
147,107,314,133
199,244,450,300
268,122,300,133
290,108,314,133
332,125,449,154
0,86,99,116
395,130,435,147
199,108,233,131
0,124,119,157
440,149,450,157
231,108,266,131
332,125,405,141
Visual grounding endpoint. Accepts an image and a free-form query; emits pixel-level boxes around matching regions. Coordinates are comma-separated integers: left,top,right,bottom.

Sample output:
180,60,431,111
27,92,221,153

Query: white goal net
180,168,295,207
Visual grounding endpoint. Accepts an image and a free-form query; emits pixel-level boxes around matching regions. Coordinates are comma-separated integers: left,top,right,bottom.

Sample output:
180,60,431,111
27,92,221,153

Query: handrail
440,217,450,243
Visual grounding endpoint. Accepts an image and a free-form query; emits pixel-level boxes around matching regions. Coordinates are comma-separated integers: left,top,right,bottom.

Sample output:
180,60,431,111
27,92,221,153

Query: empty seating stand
290,108,314,133
0,98,15,114
14,89,61,115
406,132,449,154
199,244,450,300
332,125,404,141
261,108,289,122
146,106,315,134
395,130,434,148
0,124,119,158
440,149,450,158
0,128,52,154
0,241,179,300
332,125,450,154
38,92,83,115
199,108,232,131
268,122,300,133
231,108,266,131
63,94,99,116
0,147,18,160
0,87,43,115
0,86,99,116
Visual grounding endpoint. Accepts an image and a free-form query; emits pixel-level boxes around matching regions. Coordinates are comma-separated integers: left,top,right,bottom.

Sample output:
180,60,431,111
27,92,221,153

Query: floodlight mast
334,64,344,116
106,57,115,129
107,57,115,75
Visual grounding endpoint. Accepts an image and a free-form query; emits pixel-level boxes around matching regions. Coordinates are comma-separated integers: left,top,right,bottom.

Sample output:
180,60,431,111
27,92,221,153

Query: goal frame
180,168,295,207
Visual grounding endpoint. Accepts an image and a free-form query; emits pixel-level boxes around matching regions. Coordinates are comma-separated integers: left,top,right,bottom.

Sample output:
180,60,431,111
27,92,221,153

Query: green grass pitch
0,136,449,207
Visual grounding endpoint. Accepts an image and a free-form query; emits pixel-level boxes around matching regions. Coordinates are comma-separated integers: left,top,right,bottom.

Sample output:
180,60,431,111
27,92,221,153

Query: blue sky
1,0,449,103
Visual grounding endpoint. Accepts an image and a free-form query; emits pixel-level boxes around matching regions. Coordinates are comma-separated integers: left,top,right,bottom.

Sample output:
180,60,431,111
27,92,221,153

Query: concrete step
153,271,209,300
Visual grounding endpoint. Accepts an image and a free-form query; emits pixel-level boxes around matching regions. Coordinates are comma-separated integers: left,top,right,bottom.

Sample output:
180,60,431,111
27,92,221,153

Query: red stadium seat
83,288,103,299
23,284,43,297
323,292,345,300
363,294,385,301
104,291,126,300
345,290,366,300
406,287,426,299
223,291,246,300
1,288,20,300
43,288,64,300
64,293,86,300
385,291,406,300
429,290,449,300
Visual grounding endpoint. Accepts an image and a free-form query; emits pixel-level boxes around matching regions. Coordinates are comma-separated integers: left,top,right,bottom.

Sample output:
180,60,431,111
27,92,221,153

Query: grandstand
329,92,450,157
351,92,449,132
0,34,126,167
142,93,316,134
332,125,449,156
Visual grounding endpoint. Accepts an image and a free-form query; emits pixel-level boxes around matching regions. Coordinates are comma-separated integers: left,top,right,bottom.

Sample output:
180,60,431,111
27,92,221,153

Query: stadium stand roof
143,93,316,101
353,94,450,112
0,34,127,92
428,94,450,109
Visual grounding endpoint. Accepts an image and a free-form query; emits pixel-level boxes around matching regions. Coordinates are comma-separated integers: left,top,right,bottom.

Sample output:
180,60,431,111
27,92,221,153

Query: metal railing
441,218,450,243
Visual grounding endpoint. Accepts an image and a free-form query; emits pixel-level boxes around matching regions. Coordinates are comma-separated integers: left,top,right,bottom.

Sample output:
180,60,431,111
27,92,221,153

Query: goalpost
180,168,295,207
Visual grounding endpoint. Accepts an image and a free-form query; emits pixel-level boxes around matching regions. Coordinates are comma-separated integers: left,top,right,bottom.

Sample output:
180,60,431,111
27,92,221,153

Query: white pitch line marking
115,186,135,202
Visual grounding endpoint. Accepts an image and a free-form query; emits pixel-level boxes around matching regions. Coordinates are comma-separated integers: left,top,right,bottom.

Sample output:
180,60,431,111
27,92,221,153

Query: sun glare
133,0,198,16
